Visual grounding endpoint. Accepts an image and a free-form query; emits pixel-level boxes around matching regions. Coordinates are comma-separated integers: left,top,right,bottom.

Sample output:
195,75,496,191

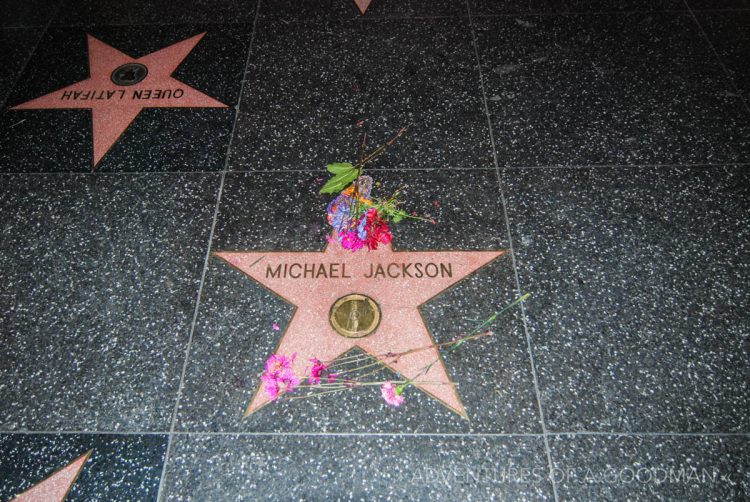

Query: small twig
353,126,408,170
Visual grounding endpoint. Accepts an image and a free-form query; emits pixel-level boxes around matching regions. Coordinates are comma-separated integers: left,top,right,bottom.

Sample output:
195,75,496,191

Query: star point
12,450,92,502
354,0,374,15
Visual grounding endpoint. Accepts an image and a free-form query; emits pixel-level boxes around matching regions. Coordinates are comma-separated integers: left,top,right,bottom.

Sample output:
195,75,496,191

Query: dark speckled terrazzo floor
0,1,748,501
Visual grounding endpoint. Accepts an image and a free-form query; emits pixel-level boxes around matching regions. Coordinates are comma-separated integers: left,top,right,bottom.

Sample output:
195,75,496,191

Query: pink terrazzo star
215,236,505,418
11,33,226,169
12,450,91,502
354,0,374,14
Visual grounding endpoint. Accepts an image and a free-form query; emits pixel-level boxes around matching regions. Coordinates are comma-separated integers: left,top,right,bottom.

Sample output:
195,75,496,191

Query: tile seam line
464,2,559,502
47,20,263,28
253,9,701,24
682,0,750,115
1,430,747,437
2,162,748,176
0,24,55,30
46,14,470,28
0,0,63,110
469,7,750,17
466,9,692,18
155,1,262,499
0,167,497,176
154,171,225,502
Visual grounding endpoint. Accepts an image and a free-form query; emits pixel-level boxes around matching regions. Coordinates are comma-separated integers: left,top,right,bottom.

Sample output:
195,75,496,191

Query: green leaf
319,170,358,194
326,162,355,174
392,209,408,224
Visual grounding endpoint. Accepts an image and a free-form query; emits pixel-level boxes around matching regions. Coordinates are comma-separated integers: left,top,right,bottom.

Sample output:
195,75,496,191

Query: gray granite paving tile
696,11,750,100
229,17,492,171
550,434,750,500
501,166,750,432
1,0,61,28
163,434,554,501
0,28,43,109
1,25,251,172
259,0,410,20
0,173,220,431
174,170,542,433
0,433,167,501
259,0,466,21
469,0,685,15
474,13,750,167
53,0,260,26
688,0,750,9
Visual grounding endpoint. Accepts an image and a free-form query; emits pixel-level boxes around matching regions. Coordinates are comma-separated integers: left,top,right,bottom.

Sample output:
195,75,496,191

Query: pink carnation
265,353,295,377
308,358,339,385
340,230,364,251
309,358,328,385
262,353,300,400
261,372,281,400
380,382,405,407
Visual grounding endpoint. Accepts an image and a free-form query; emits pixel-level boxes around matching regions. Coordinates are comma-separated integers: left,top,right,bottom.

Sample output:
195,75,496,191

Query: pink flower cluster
308,358,338,385
261,353,406,408
340,230,364,252
261,353,300,401
380,382,405,407
340,208,393,252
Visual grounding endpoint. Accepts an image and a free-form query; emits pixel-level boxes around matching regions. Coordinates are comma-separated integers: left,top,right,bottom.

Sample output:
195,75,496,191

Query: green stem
396,294,530,393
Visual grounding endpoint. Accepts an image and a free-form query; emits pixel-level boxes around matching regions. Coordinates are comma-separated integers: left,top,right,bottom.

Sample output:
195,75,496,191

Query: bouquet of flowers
321,128,432,251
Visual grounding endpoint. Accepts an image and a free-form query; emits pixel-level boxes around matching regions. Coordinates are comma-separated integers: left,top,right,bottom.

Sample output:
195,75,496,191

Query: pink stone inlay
11,33,226,169
215,237,506,418
353,0,374,15
13,450,92,502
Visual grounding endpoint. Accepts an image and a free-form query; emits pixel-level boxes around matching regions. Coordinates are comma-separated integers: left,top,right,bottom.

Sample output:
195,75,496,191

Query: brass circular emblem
329,294,381,338
111,63,148,86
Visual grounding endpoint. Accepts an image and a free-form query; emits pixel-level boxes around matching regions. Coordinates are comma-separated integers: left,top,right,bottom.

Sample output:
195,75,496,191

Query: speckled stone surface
1,0,61,27
174,170,541,433
474,13,750,167
259,0,467,20
0,174,220,430
501,166,750,432
0,433,167,500
549,434,750,500
0,28,42,108
688,0,750,9
696,11,750,100
1,25,251,172
259,0,410,20
229,17,492,171
0,0,749,499
53,0,260,26
162,434,554,500
469,0,686,15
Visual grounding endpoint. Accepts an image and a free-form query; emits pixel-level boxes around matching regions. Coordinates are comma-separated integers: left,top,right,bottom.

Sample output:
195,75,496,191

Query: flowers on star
254,295,530,412
261,353,300,401
308,358,338,385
